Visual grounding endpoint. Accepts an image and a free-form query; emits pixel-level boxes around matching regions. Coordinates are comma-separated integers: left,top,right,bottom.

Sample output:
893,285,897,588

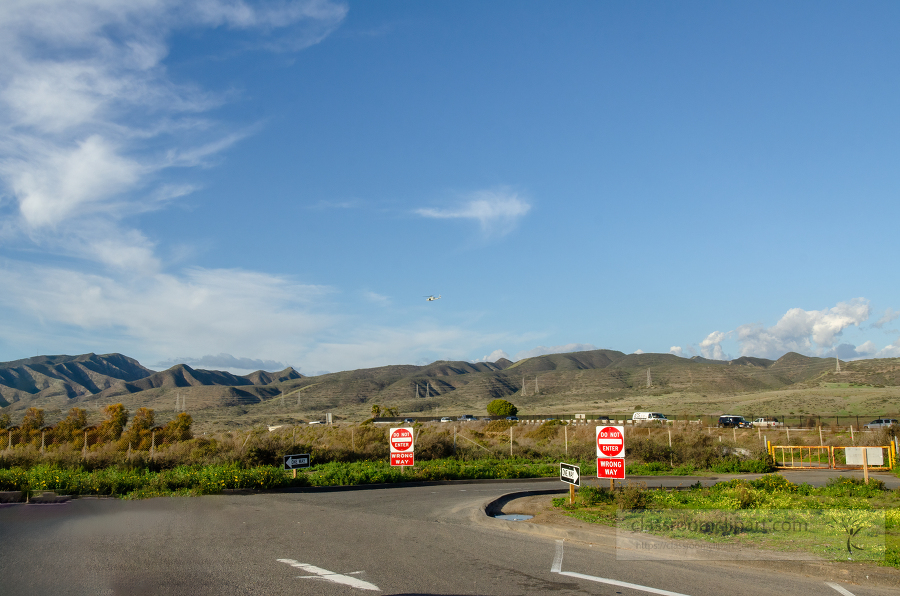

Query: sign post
389,427,415,468
560,463,580,505
596,425,625,489
283,453,311,478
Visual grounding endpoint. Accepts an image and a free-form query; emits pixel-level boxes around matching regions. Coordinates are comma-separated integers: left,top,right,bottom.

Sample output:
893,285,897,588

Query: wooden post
564,424,568,456
863,447,869,484
569,483,575,505
292,469,297,479
850,426,854,444
668,429,672,448
40,430,45,453
509,426,513,457
610,478,614,491
818,426,823,446
733,427,736,442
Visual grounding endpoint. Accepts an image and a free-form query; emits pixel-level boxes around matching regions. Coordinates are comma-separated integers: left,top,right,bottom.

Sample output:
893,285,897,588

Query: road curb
477,489,900,589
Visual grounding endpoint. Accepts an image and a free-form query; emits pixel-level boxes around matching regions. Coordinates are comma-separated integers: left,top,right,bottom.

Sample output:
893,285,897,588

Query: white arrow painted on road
277,559,380,591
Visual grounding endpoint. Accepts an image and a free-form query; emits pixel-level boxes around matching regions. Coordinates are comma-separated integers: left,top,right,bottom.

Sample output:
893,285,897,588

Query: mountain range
2,350,898,423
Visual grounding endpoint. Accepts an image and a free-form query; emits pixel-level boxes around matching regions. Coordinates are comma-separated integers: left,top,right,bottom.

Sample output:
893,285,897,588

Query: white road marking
551,540,692,596
277,559,380,591
551,540,564,573
826,583,856,596
557,572,693,596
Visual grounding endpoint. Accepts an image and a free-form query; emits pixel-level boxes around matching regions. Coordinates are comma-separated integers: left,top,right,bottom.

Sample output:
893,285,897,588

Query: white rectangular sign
845,447,883,466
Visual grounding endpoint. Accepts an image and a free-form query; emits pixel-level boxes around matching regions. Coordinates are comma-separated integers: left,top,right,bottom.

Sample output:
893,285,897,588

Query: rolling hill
1,349,897,429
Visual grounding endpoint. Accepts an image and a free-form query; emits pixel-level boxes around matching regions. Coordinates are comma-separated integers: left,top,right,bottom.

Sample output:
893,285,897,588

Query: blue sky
1,1,898,374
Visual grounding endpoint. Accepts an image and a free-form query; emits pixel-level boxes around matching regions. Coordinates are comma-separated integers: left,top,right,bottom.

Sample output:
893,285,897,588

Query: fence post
151,430,156,458
818,426,823,446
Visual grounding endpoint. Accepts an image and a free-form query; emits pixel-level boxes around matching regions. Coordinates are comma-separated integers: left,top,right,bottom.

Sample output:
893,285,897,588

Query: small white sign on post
389,427,414,466
845,447,883,466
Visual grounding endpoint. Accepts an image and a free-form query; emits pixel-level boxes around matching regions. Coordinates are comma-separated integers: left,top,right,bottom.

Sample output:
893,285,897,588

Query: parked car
864,418,898,429
308,420,323,425
752,417,783,428
403,418,415,424
439,417,452,423
457,414,477,422
718,415,752,428
505,416,519,421
596,416,611,422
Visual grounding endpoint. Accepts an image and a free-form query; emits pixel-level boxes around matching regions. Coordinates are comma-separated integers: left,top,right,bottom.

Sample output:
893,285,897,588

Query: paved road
0,475,897,595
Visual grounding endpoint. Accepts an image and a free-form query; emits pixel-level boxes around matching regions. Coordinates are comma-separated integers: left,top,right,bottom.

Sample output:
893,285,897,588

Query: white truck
752,417,783,428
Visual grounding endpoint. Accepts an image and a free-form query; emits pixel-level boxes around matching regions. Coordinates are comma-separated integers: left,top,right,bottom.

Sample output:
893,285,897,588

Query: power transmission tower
646,369,652,387
415,384,420,398
426,382,431,398
835,357,841,373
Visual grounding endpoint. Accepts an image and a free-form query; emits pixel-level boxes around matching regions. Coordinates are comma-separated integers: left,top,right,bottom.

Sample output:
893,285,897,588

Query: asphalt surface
0,471,898,595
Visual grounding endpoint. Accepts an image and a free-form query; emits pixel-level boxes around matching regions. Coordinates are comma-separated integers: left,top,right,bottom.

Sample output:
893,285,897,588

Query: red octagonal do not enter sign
596,426,624,457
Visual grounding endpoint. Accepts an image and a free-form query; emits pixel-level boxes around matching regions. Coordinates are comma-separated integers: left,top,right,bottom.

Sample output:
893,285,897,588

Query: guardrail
767,441,897,470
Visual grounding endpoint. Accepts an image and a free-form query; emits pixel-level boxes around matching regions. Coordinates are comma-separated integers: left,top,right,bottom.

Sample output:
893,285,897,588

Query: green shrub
750,474,797,493
616,482,650,510
579,485,614,506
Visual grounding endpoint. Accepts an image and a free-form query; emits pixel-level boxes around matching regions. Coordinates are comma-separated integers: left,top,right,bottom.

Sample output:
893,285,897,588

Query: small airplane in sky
425,295,441,301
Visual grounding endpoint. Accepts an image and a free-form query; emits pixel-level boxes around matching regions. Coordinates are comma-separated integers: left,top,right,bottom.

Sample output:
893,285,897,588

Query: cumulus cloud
416,188,531,238
513,343,597,360
700,331,730,360
633,349,644,355
669,346,684,357
475,349,510,363
154,353,289,372
735,299,870,359
827,342,877,360
876,339,900,359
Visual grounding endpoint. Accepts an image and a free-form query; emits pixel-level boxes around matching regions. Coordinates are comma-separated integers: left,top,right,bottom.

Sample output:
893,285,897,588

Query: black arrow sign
283,453,311,470
560,462,580,486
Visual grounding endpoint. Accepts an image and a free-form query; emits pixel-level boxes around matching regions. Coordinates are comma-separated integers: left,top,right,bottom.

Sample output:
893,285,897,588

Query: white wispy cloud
416,188,531,238
873,307,899,330
0,0,346,261
669,346,684,357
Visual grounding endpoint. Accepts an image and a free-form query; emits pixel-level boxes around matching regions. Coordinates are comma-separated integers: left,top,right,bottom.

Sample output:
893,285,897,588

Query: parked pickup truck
752,418,784,427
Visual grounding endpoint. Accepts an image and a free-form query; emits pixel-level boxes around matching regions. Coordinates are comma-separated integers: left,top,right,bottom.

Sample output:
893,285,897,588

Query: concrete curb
477,489,900,589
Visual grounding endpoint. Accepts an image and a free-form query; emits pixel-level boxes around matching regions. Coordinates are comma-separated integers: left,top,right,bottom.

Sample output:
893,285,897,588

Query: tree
164,412,193,442
21,407,45,432
486,399,518,417
0,412,11,430
55,407,88,442
121,408,155,449
100,403,128,441
371,404,381,418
